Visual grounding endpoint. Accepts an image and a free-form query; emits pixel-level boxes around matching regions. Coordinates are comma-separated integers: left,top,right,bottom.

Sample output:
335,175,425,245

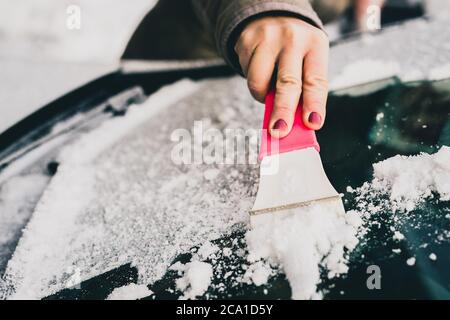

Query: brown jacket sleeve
191,0,324,73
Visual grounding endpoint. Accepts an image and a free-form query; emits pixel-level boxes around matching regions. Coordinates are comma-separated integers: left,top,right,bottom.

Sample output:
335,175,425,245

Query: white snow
0,0,157,63
175,261,213,300
169,261,186,275
372,146,450,212
222,248,232,257
3,165,97,299
428,253,437,261
2,77,257,300
2,79,210,299
0,135,66,185
241,146,449,299
195,242,219,261
0,174,49,245
3,73,448,301
245,201,362,300
0,0,152,134
1,0,449,302
203,169,220,181
0,174,49,268
428,63,450,81
376,112,384,122
347,147,450,267
57,79,202,165
329,16,450,89
106,283,153,300
350,147,450,218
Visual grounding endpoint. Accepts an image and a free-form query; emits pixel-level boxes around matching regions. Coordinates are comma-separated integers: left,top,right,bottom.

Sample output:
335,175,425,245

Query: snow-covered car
0,3,449,300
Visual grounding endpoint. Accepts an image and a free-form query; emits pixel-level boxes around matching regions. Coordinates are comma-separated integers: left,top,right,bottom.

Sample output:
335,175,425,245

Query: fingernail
308,112,322,125
272,119,288,131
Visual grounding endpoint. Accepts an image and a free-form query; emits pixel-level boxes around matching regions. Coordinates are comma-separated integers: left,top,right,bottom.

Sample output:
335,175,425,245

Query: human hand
235,16,329,138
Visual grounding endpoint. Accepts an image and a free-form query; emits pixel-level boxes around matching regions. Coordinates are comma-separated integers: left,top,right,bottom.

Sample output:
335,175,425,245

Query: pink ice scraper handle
258,90,320,161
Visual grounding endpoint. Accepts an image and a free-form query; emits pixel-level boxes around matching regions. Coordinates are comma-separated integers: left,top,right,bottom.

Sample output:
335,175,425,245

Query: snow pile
330,59,400,91
428,63,450,81
356,146,450,213
174,261,213,300
329,16,450,86
406,257,416,266
165,147,450,300
0,174,49,271
347,147,450,260
57,79,202,165
245,201,362,300
195,242,220,261
107,283,153,300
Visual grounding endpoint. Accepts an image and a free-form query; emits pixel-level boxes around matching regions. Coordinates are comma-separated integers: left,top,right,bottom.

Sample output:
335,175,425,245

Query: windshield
1,1,450,301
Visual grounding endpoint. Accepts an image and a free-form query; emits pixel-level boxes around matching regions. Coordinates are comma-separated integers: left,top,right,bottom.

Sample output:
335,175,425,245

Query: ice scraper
250,90,345,227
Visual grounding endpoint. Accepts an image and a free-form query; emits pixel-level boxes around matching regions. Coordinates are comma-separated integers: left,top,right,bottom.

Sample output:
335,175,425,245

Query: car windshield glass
1,75,448,300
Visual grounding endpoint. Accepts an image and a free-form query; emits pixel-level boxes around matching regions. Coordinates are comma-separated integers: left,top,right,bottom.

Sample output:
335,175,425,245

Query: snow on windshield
2,75,448,300
2,11,450,299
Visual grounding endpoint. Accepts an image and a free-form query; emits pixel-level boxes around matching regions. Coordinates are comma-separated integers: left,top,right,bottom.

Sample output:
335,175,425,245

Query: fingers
301,33,329,130
269,45,304,138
